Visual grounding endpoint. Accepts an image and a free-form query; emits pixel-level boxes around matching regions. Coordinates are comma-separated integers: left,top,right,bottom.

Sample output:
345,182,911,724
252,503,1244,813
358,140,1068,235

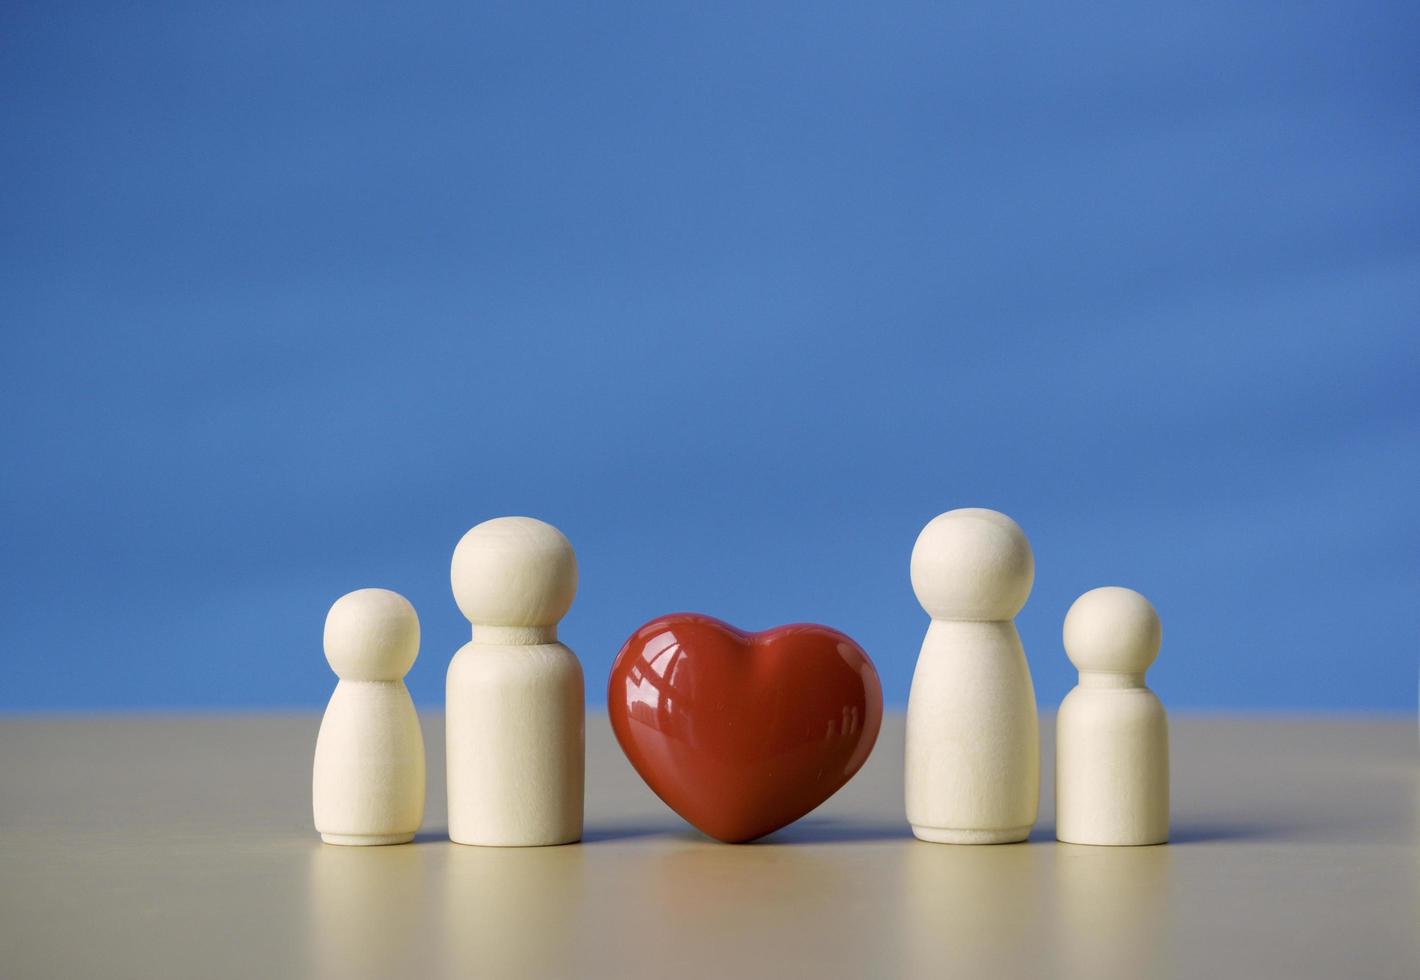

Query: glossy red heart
608,613,883,843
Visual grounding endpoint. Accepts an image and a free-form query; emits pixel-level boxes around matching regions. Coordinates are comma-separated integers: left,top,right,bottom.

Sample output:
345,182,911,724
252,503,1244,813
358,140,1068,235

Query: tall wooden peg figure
313,588,426,845
446,517,584,846
905,508,1040,844
1056,586,1169,846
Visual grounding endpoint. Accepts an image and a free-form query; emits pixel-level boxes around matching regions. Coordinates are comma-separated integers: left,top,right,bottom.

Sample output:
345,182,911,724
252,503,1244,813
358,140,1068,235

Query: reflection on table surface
1,714,1415,980
302,828,1182,980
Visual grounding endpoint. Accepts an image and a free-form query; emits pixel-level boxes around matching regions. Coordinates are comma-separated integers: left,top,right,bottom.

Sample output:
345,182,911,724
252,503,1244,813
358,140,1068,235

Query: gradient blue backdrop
2,2,1417,712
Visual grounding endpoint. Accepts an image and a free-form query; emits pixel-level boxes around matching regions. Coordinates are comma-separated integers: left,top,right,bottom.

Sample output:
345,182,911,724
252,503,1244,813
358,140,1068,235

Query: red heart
608,613,883,843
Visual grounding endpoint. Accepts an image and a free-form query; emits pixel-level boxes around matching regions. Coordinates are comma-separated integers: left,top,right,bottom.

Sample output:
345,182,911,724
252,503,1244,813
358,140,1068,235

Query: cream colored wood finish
1056,587,1169,846
905,509,1040,843
446,517,584,846
313,589,426,845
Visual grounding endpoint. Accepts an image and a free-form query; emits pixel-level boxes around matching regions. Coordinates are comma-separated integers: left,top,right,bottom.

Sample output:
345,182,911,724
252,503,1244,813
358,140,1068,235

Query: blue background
2,2,1416,712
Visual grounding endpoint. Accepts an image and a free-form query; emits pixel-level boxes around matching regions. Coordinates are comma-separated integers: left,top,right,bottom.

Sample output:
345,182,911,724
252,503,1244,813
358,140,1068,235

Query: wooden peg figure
1056,586,1168,846
446,517,585,846
313,588,426,845
905,508,1040,843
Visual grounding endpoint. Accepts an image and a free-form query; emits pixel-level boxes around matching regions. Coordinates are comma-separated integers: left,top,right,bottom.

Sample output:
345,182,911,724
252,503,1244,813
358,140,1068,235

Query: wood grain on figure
446,517,585,846
905,508,1040,844
313,588,426,845
1056,587,1169,846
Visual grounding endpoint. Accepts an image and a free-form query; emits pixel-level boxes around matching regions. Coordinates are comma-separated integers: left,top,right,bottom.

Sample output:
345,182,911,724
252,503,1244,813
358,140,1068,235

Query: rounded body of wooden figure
446,639,585,846
1056,680,1169,846
905,620,1040,844
313,679,426,845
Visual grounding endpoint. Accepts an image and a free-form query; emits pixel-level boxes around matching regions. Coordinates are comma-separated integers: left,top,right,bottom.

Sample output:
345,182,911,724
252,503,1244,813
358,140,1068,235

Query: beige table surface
1,712,1415,979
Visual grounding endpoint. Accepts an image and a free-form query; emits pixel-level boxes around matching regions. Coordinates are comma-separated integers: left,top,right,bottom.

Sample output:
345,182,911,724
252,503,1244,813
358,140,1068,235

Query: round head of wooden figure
323,588,420,681
450,516,578,629
1063,586,1161,675
910,508,1035,621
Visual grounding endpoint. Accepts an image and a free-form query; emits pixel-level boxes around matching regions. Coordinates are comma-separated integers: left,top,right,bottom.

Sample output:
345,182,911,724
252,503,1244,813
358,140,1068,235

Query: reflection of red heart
608,613,883,843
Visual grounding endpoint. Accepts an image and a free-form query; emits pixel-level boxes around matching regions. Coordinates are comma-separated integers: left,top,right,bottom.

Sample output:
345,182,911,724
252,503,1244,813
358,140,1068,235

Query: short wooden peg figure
313,588,426,845
1056,586,1169,846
